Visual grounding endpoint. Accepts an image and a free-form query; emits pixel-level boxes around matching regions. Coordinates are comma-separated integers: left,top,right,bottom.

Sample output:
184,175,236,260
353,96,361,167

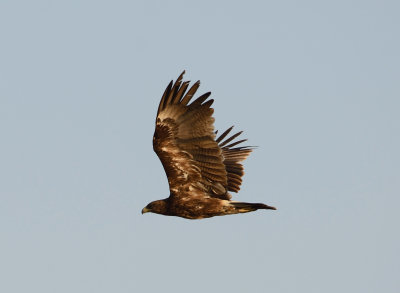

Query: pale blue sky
1,1,399,292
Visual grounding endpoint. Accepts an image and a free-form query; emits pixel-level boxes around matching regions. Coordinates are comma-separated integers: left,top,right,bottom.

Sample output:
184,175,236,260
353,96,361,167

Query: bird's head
141,199,168,215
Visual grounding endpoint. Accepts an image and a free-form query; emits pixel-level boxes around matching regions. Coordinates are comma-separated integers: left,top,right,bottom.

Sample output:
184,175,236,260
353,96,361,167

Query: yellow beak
141,207,150,214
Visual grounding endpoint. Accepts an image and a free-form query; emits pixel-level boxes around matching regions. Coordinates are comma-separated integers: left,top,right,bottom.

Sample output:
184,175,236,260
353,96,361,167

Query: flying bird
142,72,276,219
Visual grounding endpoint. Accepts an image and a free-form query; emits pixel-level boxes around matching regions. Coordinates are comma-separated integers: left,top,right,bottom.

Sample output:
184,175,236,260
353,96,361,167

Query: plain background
1,1,399,292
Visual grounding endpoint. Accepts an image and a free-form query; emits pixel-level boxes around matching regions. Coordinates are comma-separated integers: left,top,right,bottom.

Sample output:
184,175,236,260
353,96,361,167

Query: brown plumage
142,71,276,219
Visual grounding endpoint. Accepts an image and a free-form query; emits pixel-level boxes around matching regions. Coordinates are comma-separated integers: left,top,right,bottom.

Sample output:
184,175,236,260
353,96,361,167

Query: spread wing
153,71,252,200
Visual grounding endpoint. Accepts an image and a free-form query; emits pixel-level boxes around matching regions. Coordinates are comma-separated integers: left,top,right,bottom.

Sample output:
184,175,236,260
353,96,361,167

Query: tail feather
231,201,276,213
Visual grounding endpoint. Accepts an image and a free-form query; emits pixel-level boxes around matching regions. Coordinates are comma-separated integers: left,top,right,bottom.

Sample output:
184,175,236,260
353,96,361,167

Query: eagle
142,72,276,219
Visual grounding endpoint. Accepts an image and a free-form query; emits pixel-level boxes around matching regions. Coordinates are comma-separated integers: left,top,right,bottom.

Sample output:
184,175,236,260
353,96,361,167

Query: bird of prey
142,72,276,219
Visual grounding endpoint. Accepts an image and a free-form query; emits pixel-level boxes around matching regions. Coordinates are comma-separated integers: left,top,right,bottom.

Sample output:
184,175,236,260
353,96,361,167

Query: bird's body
142,72,276,219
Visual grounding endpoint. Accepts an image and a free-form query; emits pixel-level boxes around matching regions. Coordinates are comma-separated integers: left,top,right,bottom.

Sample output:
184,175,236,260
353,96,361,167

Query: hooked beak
141,207,150,214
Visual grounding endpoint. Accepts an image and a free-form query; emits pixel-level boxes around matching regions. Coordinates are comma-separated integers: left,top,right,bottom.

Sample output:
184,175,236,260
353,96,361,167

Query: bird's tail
231,202,276,213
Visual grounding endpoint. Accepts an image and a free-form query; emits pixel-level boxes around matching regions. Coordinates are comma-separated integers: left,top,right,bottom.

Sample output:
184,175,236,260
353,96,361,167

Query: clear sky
1,1,399,292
